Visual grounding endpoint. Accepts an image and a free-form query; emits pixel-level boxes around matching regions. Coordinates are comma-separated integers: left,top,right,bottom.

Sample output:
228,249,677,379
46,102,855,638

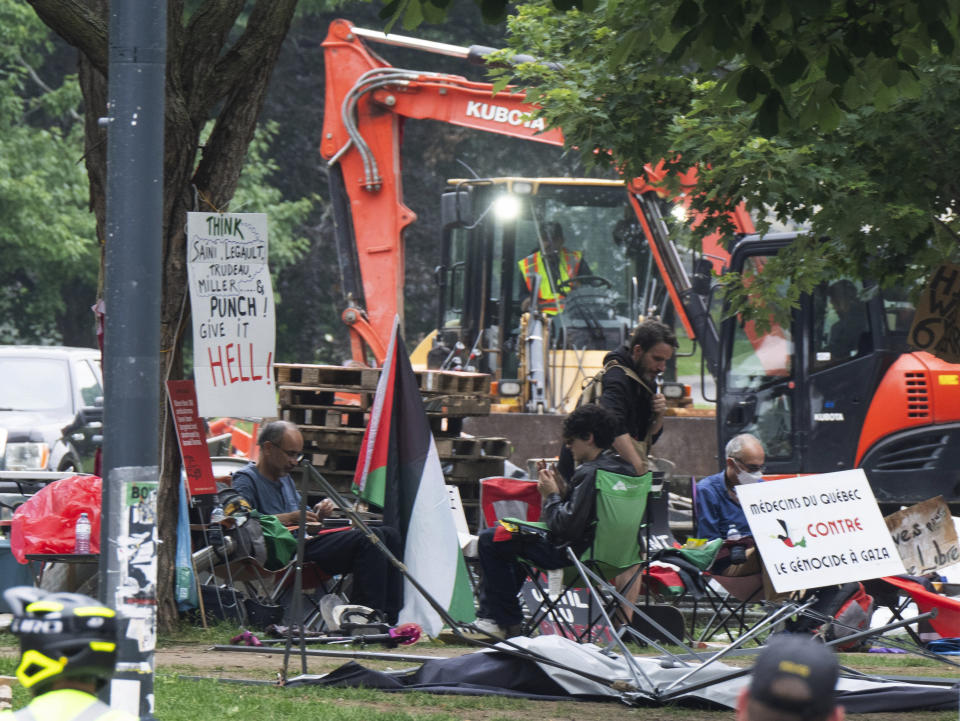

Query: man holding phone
472,405,635,637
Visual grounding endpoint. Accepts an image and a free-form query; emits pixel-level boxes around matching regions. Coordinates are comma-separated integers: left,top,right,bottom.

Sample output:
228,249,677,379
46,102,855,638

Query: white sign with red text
187,212,275,417
735,469,905,593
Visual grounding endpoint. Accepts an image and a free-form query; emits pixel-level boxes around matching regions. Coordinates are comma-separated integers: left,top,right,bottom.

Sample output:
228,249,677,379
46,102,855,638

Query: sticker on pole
736,469,905,593
187,212,276,417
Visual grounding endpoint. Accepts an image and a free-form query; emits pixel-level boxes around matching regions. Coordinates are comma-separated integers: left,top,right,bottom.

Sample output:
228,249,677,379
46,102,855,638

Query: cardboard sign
909,262,960,363
736,469,904,593
519,579,615,644
187,212,276,417
166,380,217,497
884,496,960,575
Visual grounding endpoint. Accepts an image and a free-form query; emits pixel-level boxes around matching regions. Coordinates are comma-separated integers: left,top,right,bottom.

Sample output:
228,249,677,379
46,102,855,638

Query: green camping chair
509,470,693,666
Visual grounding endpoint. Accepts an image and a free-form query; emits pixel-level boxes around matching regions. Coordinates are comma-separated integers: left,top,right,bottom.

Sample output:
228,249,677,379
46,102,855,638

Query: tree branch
25,0,108,75
17,53,83,121
195,0,297,110
191,2,297,209
177,0,246,117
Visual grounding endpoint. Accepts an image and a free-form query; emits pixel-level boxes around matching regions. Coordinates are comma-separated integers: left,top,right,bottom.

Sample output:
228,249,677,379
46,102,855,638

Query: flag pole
280,491,311,678
299,461,640,694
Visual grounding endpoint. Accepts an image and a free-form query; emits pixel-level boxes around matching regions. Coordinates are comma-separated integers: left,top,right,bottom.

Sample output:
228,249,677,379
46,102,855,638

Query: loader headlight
4,442,50,471
662,382,687,400
498,381,521,397
493,194,521,221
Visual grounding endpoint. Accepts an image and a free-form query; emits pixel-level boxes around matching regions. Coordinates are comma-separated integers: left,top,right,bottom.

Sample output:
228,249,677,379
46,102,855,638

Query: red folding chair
478,476,541,531
881,575,960,641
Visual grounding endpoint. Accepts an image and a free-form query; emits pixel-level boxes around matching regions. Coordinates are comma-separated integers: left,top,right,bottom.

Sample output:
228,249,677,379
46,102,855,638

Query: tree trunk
29,0,299,630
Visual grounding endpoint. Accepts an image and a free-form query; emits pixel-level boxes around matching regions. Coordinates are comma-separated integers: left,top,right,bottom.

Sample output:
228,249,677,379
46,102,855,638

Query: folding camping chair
513,470,675,646
202,551,337,629
611,474,701,644
872,575,960,644
194,518,349,630
688,475,768,644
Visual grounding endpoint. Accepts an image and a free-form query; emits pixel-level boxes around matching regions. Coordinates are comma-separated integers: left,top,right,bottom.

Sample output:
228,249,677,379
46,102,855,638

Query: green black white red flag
353,318,475,636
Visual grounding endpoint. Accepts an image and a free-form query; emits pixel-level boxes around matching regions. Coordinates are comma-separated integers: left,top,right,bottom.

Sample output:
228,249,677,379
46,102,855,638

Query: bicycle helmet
4,586,118,693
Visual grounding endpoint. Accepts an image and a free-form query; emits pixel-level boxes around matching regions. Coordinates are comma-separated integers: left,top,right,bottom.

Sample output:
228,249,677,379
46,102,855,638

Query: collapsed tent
285,635,958,713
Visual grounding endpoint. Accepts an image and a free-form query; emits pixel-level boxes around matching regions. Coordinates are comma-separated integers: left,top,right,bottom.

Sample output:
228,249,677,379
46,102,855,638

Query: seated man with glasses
232,420,402,622
695,433,784,598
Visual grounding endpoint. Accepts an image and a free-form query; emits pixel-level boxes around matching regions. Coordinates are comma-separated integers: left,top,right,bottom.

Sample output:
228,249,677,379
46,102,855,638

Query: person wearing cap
0,586,137,721
738,634,845,721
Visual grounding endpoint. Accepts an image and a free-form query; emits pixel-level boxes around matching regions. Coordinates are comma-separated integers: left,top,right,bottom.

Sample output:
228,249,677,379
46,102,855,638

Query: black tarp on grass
285,636,959,713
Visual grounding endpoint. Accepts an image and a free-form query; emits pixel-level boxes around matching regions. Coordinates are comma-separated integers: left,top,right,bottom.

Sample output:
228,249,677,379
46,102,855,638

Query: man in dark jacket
473,404,636,637
559,319,677,480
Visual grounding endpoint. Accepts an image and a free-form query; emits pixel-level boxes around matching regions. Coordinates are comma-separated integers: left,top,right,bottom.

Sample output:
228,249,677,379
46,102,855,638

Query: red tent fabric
883,575,960,639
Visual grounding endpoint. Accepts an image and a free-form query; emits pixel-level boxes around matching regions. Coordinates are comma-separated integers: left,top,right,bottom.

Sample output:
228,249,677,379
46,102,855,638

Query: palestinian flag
353,318,475,636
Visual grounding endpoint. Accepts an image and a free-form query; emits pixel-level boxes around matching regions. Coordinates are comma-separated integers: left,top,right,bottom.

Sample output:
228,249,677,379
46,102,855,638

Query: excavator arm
322,19,563,364
321,18,754,371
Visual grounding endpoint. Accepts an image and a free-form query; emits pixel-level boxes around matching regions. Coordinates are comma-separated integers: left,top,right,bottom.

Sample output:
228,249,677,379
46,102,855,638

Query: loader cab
715,233,915,479
435,178,660,410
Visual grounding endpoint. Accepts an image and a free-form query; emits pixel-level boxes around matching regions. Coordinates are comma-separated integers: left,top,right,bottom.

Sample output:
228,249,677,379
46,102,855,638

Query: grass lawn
3,622,956,721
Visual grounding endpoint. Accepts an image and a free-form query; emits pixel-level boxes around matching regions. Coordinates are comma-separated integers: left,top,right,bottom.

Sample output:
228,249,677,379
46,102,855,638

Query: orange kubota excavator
320,18,747,411
321,19,960,509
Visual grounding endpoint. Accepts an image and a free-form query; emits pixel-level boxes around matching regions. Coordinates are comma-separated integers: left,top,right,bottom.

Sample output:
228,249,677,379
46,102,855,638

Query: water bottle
75,513,91,554
727,523,746,565
208,503,225,547
547,569,563,600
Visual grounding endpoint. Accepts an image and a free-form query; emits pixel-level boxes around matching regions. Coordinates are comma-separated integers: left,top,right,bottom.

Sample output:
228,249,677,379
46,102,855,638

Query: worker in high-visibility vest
518,222,590,315
0,587,137,721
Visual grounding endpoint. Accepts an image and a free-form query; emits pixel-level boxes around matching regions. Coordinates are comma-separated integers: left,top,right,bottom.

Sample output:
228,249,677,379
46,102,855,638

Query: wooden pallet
274,363,491,397
433,436,510,460
299,425,366,453
279,388,490,422
275,363,380,389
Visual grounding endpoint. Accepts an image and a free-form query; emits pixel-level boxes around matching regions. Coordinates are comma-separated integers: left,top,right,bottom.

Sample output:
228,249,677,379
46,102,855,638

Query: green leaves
737,66,770,102
672,0,700,31
500,0,960,321
773,46,808,85
825,45,853,85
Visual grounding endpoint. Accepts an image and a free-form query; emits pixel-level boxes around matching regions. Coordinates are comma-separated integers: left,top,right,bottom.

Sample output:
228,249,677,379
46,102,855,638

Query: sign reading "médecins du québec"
736,469,905,593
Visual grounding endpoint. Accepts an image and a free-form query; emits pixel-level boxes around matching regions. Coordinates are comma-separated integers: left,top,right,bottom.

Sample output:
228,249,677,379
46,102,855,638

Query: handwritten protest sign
884,496,960,575
165,380,216,497
909,262,960,363
736,469,904,593
187,212,276,417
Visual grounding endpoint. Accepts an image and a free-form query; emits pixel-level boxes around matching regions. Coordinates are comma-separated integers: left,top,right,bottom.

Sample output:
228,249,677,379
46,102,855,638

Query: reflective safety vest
518,249,583,315
0,689,138,721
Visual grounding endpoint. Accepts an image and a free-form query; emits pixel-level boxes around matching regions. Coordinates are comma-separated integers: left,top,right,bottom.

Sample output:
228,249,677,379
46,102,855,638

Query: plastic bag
175,478,198,609
10,475,102,563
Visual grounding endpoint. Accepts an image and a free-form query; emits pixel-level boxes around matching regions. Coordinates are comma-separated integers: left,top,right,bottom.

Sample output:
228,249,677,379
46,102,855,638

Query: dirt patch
155,639,467,678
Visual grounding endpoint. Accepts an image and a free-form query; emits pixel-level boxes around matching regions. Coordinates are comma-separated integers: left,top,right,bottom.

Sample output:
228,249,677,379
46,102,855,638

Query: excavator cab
714,235,960,507
432,177,662,411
